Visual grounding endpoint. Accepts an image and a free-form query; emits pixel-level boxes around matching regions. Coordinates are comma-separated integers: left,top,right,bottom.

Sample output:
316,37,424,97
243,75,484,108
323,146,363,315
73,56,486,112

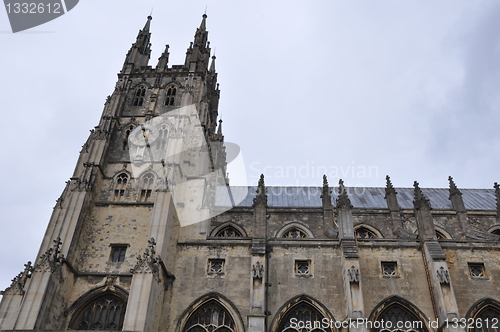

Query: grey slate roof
216,186,497,211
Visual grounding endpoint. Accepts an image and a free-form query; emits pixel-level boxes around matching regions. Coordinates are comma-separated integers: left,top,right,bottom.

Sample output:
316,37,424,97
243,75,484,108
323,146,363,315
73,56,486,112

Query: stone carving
252,261,264,279
468,216,480,227
395,229,418,240
252,174,268,208
1,261,33,296
336,179,353,209
130,238,163,283
34,237,64,273
437,266,450,284
34,237,65,282
348,265,360,283
104,275,117,290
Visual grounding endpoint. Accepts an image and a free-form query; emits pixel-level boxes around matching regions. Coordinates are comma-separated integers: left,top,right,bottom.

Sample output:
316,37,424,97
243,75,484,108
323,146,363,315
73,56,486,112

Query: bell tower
0,14,225,332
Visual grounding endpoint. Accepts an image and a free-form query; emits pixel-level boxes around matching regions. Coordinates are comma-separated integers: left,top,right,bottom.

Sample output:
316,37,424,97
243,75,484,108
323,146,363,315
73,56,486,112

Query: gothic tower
0,14,227,332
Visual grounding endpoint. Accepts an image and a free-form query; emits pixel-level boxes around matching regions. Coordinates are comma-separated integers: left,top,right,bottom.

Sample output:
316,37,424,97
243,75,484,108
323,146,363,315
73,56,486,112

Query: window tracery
374,304,424,332
355,227,377,239
133,87,146,106
471,306,500,332
165,86,177,106
158,124,168,150
113,173,129,201
283,228,307,239
215,226,242,238
277,302,332,332
139,173,155,202
183,300,235,332
70,294,126,331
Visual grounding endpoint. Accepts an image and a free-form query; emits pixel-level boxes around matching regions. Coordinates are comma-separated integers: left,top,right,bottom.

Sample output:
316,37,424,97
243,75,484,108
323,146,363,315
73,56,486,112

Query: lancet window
133,87,146,106
139,173,155,202
113,173,129,201
165,86,177,106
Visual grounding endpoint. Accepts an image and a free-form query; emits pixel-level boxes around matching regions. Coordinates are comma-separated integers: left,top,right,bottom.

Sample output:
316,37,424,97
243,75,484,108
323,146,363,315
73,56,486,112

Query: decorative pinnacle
253,174,268,207
336,179,353,209
413,181,431,210
494,182,500,215
384,175,397,198
448,176,462,199
321,175,332,207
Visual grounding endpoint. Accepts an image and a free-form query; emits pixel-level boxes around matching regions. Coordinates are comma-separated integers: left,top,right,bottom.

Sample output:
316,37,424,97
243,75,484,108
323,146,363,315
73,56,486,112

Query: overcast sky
0,1,499,291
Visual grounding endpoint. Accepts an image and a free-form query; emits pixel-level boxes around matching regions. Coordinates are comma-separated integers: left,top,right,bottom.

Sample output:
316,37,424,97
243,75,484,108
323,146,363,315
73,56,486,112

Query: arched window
472,307,500,332
133,87,146,106
435,230,446,240
122,125,135,150
114,173,129,201
70,294,126,330
491,229,500,236
355,227,377,239
277,302,332,332
215,226,242,238
139,173,155,202
158,124,168,150
467,300,500,332
183,300,236,332
165,86,177,106
283,228,307,239
374,303,425,332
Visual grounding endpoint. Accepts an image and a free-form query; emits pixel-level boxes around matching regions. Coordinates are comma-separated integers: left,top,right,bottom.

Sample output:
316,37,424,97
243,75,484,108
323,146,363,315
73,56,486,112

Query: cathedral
1,14,500,332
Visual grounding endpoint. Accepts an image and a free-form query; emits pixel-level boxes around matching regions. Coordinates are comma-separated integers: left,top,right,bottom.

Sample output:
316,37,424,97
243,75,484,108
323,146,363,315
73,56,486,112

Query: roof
215,186,497,210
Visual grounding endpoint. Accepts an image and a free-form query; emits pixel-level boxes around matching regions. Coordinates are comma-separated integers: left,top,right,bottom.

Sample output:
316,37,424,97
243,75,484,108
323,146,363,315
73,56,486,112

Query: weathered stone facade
1,14,500,332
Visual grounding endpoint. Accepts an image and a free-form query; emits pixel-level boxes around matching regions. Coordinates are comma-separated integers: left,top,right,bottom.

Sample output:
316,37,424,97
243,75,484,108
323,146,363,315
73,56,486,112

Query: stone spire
336,179,353,209
321,175,333,208
185,14,211,72
122,16,153,73
252,174,267,207
413,181,431,210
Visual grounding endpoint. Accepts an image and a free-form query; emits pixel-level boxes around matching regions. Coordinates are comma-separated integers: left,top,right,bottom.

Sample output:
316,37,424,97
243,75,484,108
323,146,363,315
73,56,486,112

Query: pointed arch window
113,173,129,201
470,304,500,332
355,227,377,239
491,229,500,236
122,125,135,150
139,173,155,202
374,303,426,332
215,226,242,238
165,86,177,106
158,124,168,150
277,302,332,332
183,300,236,332
70,294,126,330
133,87,146,106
